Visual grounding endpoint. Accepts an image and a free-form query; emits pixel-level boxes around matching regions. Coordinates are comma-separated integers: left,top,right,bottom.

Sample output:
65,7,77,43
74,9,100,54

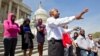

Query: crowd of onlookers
60,24,100,56
63,29,100,56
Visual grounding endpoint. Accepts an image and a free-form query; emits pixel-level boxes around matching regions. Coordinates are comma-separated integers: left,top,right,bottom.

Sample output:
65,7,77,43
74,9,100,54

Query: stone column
16,5,19,19
5,4,8,19
0,0,2,9
8,0,12,12
0,0,2,22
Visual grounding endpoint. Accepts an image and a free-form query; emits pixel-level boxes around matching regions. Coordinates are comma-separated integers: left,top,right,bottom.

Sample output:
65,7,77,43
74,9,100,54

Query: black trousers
68,46,74,56
3,38,17,56
76,47,81,56
48,39,64,56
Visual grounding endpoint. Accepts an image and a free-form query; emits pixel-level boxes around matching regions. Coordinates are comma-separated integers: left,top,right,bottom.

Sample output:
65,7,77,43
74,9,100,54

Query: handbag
30,33,35,39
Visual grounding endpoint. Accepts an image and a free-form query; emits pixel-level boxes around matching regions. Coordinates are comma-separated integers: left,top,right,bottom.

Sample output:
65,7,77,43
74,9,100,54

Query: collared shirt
46,16,75,40
75,35,90,50
88,39,95,48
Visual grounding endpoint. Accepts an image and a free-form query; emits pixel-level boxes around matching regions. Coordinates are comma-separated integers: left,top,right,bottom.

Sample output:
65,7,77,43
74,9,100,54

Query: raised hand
83,8,88,13
73,27,81,31
75,8,89,20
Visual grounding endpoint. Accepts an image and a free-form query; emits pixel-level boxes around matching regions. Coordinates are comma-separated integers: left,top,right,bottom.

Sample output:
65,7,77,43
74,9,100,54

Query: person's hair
73,32,79,40
23,18,30,26
98,39,100,42
80,29,85,37
49,8,58,16
37,18,42,25
98,39,100,44
88,34,92,37
74,32,78,36
38,18,42,22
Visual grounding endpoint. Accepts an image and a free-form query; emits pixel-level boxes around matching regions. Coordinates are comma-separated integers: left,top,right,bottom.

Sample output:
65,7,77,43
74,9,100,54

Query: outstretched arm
47,8,89,28
75,8,88,20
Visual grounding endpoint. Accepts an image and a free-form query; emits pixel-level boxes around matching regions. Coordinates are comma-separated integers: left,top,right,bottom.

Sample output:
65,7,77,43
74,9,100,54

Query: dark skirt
37,33,45,43
22,33,33,50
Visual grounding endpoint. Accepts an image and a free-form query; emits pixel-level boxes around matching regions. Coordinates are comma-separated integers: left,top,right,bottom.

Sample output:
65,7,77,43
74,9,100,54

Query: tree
92,32,100,38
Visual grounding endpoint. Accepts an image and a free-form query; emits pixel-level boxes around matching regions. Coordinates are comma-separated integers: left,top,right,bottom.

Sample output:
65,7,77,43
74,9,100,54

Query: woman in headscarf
3,12,20,56
36,19,46,56
73,32,81,56
20,19,34,56
73,32,79,40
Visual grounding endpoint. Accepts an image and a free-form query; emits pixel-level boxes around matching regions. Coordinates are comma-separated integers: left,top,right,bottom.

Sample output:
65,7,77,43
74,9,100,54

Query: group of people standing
2,8,100,56
3,12,46,56
46,8,99,56
46,8,89,56
66,29,99,56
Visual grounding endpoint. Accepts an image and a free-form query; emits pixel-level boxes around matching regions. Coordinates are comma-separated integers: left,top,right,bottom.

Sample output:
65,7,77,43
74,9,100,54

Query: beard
55,15,59,18
81,34,85,37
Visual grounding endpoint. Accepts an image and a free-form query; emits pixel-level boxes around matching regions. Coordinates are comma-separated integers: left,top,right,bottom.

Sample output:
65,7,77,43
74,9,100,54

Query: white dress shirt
75,35,90,50
46,16,75,40
88,39,95,49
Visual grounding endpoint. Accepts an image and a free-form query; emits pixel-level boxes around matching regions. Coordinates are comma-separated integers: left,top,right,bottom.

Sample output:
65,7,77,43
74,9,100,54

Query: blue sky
23,0,100,35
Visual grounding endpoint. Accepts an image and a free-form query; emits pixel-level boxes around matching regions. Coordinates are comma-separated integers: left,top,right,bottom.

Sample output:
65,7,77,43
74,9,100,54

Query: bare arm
75,8,88,20
63,27,80,33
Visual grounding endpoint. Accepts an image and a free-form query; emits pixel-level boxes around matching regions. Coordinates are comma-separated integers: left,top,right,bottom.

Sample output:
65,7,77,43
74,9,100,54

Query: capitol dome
33,2,48,23
31,2,48,35
34,6,48,16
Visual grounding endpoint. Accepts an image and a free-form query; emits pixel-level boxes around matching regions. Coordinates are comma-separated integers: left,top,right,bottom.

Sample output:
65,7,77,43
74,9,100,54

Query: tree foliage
92,32,100,38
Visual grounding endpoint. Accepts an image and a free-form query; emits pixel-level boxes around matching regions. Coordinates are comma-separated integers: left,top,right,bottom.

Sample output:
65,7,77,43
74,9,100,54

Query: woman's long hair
22,18,30,26
73,32,78,40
